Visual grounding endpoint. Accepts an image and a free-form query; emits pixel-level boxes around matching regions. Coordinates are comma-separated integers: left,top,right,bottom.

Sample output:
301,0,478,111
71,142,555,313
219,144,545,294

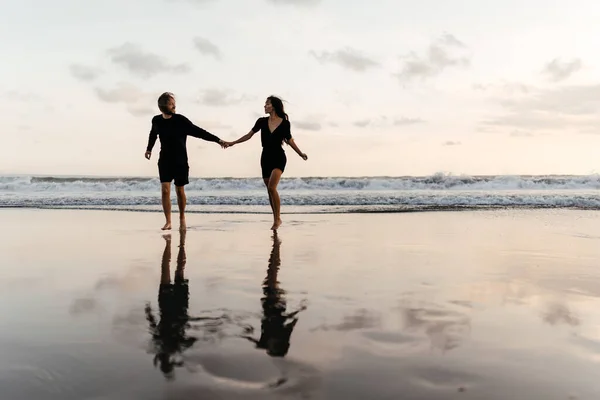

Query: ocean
1,173,600,213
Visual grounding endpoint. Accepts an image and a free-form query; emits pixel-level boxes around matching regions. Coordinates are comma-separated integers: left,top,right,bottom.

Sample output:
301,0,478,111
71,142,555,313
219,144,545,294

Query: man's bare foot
270,218,282,231
161,222,172,230
179,216,186,230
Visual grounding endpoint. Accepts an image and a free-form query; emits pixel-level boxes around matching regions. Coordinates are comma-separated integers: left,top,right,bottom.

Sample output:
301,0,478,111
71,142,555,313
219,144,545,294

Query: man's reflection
243,232,306,357
145,229,196,380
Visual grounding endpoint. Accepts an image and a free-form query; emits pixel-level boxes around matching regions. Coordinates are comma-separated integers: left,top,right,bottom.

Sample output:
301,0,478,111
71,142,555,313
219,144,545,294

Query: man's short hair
158,92,174,113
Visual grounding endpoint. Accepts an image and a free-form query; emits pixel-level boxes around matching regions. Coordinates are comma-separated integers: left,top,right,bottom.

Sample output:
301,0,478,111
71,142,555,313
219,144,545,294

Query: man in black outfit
145,92,226,230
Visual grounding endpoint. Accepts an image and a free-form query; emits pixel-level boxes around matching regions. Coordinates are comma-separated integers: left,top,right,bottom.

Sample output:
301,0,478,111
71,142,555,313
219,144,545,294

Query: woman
226,96,308,230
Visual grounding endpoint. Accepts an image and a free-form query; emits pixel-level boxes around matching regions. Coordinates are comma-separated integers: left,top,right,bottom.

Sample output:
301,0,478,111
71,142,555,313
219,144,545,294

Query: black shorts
158,161,189,186
260,150,287,179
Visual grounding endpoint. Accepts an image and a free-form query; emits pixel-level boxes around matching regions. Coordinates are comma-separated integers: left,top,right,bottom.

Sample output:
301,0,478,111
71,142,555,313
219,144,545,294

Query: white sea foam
1,173,600,192
1,174,599,211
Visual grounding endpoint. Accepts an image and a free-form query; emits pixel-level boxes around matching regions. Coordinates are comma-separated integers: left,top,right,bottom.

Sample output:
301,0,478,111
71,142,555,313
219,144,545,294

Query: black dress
251,117,293,179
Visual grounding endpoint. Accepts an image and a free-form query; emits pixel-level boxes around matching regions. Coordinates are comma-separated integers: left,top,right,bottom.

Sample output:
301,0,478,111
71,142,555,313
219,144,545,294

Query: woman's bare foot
179,216,186,230
161,222,172,230
270,218,282,231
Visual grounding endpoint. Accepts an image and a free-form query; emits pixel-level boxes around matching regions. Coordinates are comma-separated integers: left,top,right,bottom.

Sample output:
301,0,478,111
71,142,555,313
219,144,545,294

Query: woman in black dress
226,96,308,230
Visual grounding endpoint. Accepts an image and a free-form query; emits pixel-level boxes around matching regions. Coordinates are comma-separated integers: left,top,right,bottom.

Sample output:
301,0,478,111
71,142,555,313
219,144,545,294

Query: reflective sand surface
1,209,600,399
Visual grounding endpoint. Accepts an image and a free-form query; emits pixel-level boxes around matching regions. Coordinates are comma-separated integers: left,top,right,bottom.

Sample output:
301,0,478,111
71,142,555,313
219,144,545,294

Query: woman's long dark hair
267,96,288,120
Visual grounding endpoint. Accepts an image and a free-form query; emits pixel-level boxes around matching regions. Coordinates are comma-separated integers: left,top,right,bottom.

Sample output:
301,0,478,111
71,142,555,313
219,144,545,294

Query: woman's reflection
243,231,306,357
145,229,196,380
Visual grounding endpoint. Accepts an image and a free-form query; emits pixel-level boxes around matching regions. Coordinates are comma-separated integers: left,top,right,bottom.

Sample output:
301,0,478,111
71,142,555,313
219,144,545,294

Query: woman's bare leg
267,169,283,230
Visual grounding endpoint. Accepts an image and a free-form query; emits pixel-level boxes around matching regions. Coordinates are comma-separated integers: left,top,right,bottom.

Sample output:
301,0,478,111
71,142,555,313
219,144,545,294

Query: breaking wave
1,173,599,212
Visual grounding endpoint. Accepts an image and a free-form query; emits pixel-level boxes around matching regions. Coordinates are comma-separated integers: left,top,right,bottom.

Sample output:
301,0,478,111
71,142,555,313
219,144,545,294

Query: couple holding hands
145,92,308,231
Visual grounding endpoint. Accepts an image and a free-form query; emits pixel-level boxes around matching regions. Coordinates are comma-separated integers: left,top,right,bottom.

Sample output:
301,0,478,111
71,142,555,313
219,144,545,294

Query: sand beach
1,208,600,399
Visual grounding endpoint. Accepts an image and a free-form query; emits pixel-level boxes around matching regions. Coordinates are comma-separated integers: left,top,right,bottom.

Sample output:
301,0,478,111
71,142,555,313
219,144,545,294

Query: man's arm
180,115,222,143
145,119,158,159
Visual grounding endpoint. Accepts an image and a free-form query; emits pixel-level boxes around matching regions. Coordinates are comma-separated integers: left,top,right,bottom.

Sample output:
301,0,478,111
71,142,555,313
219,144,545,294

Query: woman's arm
283,120,307,160
287,138,307,160
227,118,262,147
229,130,256,146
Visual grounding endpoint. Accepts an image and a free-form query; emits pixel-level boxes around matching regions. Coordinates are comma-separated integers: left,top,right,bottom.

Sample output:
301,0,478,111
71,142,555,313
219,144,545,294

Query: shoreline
3,172,600,178
2,204,600,214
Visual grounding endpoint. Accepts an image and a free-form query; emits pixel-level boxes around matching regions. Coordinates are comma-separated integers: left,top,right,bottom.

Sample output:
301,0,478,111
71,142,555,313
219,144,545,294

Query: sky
2,0,600,178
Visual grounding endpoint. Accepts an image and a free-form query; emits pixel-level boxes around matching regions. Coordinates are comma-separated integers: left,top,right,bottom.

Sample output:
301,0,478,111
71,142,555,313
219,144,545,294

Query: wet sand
1,208,600,399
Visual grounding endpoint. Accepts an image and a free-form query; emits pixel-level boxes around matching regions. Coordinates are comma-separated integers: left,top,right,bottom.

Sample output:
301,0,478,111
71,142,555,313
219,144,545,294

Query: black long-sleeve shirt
146,114,221,165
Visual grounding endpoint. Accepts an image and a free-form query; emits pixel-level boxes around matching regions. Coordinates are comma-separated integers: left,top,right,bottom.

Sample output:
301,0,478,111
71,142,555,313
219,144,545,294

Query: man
145,92,226,230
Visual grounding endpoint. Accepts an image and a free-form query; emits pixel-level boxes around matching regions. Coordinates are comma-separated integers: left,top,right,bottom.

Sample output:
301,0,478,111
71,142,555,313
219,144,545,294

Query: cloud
443,140,461,146
353,119,372,128
192,37,221,60
69,64,103,82
267,0,321,5
95,82,146,104
294,121,322,131
472,81,532,95
542,58,582,82
194,89,253,106
354,116,424,128
309,48,379,72
5,91,42,102
498,84,600,116
127,106,155,117
394,117,425,126
394,33,470,81
107,43,190,78
483,112,569,130
480,84,600,133
94,83,156,117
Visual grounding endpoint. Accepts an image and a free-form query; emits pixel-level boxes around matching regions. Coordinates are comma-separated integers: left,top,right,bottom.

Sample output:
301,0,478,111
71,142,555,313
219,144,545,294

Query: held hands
219,140,235,149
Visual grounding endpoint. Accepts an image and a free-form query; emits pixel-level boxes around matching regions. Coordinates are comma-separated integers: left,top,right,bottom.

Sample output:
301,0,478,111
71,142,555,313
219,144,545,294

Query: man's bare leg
267,169,283,230
161,182,172,230
175,185,187,229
